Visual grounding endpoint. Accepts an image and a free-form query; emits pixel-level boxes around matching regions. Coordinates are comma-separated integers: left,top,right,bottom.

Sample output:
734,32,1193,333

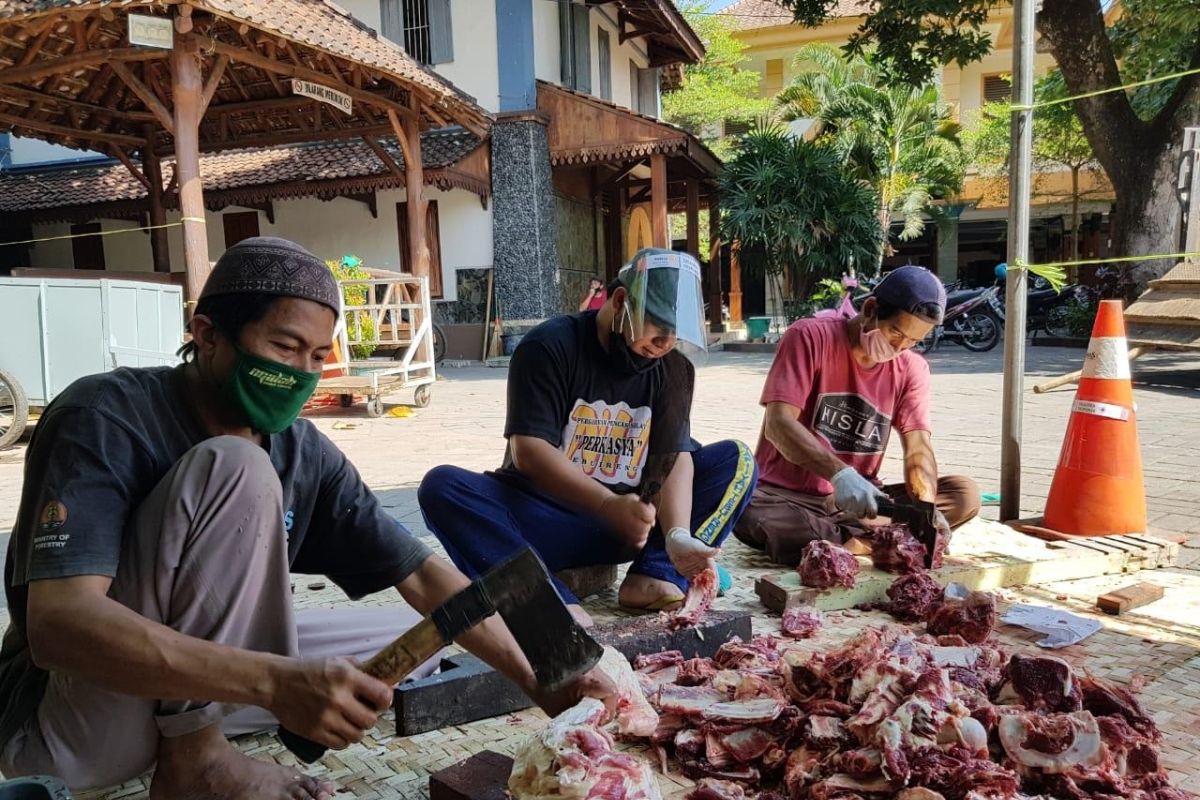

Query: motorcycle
914,286,1002,354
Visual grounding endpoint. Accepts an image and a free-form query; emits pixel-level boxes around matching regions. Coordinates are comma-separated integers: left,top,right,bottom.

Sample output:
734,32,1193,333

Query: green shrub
326,255,377,359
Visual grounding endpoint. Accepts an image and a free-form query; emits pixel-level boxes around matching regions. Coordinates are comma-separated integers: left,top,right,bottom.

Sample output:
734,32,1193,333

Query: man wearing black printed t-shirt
0,238,611,800
420,249,758,624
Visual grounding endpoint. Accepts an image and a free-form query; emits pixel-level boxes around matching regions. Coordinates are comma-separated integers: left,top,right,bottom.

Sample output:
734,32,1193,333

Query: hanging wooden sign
291,80,353,115
128,14,174,50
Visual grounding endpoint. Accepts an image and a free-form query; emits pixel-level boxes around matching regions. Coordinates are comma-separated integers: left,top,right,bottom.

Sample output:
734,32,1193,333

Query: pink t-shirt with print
755,317,932,495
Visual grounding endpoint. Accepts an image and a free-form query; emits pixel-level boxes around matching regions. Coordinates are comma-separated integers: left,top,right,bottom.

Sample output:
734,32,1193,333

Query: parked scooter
914,285,1002,354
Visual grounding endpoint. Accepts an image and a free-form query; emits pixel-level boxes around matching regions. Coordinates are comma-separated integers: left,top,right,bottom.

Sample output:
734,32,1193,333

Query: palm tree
720,123,882,303
777,43,965,271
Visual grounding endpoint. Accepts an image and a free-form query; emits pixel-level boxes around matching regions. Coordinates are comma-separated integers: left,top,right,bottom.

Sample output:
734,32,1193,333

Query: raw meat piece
701,698,786,724
1096,715,1160,776
998,711,1102,774
685,779,746,800
782,649,827,704
833,747,883,776
712,669,745,695
706,729,733,768
805,715,850,750
674,728,705,759
650,713,687,744
926,591,996,644
884,669,957,750
732,673,788,704
671,567,718,630
635,651,684,672
1079,674,1161,742
677,658,718,687
656,685,728,718
713,635,781,672
677,760,760,785
846,663,921,741
800,698,858,718
781,605,824,639
599,646,660,737
907,746,1020,800
811,772,893,796
799,540,860,589
637,665,679,694
870,524,932,574
718,726,777,763
822,628,890,697
935,714,988,755
896,790,947,800
885,572,944,622
877,719,911,784
998,654,1083,713
509,698,662,800
783,746,820,795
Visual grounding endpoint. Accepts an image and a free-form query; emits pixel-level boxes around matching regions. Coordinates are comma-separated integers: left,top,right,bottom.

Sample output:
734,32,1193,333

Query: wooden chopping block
1097,582,1164,615
394,611,753,735
430,750,513,800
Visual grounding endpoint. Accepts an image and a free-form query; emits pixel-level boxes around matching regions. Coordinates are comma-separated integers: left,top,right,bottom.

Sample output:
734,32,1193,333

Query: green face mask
224,346,320,434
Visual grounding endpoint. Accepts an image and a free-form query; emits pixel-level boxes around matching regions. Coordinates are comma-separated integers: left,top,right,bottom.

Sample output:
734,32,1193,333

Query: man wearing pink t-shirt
734,266,980,566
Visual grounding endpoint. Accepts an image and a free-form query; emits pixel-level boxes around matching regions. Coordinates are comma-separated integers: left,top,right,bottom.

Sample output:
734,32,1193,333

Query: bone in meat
676,657,718,686
999,710,1103,774
656,685,728,718
781,605,824,639
670,567,718,630
885,572,945,622
685,779,747,800
702,698,786,725
926,590,996,644
599,646,660,738
871,523,944,574
998,654,1083,713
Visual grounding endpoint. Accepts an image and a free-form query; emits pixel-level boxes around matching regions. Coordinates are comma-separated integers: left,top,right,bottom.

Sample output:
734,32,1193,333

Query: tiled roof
0,129,481,213
722,0,871,30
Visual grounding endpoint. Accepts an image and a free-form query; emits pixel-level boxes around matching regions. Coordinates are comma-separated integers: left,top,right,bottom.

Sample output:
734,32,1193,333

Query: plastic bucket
746,316,771,341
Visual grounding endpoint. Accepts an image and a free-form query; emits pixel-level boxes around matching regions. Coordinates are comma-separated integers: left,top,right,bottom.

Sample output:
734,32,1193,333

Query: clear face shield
617,249,708,356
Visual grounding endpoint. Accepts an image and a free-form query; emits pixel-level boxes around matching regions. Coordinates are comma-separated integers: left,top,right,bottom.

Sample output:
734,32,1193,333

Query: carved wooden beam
363,135,404,178
0,47,166,86
0,109,144,147
15,17,56,68
72,18,87,53
110,60,175,133
200,54,229,116
110,145,152,191
0,83,156,123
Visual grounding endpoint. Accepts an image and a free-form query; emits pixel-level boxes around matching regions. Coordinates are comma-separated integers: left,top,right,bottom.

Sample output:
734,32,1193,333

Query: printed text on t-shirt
813,393,892,455
561,399,652,484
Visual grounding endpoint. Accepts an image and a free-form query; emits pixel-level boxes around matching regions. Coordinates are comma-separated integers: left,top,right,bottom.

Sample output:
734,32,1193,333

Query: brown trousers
733,475,981,567
0,437,439,791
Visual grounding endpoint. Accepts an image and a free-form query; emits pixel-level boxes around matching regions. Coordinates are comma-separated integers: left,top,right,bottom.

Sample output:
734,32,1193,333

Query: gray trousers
1,437,439,790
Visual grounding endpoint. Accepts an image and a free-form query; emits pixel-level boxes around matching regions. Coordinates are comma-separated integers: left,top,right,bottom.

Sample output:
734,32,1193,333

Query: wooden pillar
650,152,668,248
142,127,170,274
729,240,743,323
605,184,624,281
389,109,428,281
170,28,208,303
685,178,700,260
707,196,724,333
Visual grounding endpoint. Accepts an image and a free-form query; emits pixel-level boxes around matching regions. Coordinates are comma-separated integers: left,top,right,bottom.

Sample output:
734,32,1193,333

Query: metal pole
1000,0,1036,523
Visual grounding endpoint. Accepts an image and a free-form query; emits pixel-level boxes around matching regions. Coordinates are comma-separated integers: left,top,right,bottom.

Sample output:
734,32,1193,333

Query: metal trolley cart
312,273,436,417
0,276,184,449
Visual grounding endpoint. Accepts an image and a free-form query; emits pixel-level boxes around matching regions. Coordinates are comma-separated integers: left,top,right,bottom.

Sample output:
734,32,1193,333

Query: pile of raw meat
626,626,1186,800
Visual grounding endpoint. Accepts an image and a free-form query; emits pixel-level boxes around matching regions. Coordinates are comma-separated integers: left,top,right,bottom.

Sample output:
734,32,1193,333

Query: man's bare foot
618,574,684,611
150,725,335,800
567,603,594,628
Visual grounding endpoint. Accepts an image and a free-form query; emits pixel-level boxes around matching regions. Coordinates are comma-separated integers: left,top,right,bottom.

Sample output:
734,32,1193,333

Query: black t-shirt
499,311,697,493
0,366,431,746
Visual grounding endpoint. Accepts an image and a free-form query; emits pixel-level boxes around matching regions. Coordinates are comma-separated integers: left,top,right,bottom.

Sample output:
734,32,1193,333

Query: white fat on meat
998,710,1103,775
936,714,989,755
599,646,660,738
509,698,663,800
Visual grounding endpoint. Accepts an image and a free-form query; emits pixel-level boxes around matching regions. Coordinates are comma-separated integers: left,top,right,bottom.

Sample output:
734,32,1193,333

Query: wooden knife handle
279,617,448,763
362,616,447,684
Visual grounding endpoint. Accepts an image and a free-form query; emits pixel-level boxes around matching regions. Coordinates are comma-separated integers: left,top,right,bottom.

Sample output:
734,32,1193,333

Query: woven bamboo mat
66,523,1200,799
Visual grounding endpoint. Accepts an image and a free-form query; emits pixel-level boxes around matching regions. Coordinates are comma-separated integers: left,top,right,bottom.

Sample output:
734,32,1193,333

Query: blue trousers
419,440,758,604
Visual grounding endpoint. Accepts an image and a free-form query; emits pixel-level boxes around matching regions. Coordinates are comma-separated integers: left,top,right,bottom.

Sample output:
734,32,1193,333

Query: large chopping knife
279,547,604,763
877,496,941,569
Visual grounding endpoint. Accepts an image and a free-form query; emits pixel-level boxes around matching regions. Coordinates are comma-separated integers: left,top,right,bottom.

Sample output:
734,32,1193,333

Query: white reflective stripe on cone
1072,399,1131,421
1080,336,1131,380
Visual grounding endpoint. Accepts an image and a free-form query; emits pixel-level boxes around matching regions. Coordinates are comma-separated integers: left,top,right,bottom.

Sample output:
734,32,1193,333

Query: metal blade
481,548,604,690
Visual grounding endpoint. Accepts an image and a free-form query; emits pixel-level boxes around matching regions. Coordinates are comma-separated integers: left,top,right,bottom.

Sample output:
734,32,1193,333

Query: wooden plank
755,521,1180,613
0,47,166,87
111,60,175,134
1097,582,1164,615
429,751,512,800
0,109,143,147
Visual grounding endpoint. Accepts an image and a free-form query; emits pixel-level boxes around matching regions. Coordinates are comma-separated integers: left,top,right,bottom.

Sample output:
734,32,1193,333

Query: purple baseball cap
871,266,946,324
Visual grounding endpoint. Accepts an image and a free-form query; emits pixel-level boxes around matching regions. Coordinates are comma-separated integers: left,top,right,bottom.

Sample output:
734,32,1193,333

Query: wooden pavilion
0,0,491,303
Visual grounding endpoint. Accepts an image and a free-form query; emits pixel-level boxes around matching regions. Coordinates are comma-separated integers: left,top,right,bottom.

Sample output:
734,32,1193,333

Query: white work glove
831,466,886,519
665,527,718,580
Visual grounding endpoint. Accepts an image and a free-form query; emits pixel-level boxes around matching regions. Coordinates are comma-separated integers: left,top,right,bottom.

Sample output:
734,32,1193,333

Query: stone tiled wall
491,117,561,326
433,267,491,324
555,193,604,313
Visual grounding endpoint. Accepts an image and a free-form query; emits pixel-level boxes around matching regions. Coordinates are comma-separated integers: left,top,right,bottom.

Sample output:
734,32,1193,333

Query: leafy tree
719,123,882,301
963,73,1104,264
774,0,1200,289
777,44,965,270
661,0,771,159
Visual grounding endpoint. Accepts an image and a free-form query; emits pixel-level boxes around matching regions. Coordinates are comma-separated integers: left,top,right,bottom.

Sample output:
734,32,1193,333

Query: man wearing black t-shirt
0,238,611,799
420,249,758,623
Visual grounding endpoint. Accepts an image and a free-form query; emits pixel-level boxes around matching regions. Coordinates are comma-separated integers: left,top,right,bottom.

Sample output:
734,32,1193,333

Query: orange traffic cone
1042,300,1146,536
